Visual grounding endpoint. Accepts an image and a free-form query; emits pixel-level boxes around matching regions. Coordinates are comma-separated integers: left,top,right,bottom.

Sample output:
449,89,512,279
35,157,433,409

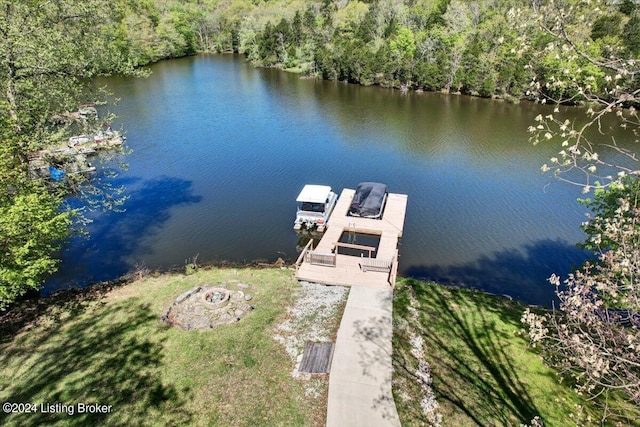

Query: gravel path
273,281,348,395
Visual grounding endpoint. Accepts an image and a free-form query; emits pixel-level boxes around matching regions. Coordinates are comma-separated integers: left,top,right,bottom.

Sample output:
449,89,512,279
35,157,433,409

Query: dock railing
295,239,314,273
306,250,337,267
333,242,377,258
359,255,393,273
359,252,398,287
296,239,338,268
388,249,399,286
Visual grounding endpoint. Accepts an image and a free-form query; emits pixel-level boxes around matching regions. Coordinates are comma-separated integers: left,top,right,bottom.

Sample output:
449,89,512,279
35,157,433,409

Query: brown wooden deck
295,188,408,288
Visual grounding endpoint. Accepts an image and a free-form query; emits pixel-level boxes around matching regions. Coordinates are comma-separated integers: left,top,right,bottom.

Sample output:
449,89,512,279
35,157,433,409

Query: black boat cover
349,182,387,218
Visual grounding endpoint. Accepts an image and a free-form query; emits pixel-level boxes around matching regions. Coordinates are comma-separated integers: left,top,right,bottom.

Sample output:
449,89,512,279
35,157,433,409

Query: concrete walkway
326,286,401,426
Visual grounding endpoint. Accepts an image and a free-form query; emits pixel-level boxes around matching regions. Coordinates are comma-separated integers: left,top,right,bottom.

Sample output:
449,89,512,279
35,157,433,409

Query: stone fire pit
161,283,254,330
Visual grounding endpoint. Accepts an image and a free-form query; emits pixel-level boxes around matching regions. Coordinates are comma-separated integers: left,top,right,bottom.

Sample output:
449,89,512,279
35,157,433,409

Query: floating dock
294,188,408,288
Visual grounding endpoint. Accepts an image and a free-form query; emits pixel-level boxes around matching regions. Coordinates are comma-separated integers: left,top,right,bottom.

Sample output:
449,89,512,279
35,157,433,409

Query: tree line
115,0,640,103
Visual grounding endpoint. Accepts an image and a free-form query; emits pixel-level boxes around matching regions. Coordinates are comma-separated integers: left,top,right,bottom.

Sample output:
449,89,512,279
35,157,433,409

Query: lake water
45,54,619,306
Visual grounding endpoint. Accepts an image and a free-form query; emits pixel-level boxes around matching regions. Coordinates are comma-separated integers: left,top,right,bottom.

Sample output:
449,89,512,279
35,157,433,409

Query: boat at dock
348,182,388,219
28,152,96,182
294,184,408,288
68,128,125,149
27,126,123,183
294,185,338,232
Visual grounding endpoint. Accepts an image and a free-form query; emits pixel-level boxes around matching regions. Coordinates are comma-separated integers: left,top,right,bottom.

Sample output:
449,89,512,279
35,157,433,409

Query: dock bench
359,256,393,272
306,250,337,267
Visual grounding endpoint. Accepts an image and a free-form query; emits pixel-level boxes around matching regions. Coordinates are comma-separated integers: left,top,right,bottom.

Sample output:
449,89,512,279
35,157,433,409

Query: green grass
0,268,328,427
5,270,638,426
392,278,640,426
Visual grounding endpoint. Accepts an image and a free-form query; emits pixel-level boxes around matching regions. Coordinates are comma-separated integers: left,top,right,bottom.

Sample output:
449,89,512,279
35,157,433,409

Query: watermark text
3,402,113,416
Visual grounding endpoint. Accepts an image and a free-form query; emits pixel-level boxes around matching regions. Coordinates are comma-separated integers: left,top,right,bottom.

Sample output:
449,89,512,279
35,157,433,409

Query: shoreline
2,267,631,425
6,260,547,317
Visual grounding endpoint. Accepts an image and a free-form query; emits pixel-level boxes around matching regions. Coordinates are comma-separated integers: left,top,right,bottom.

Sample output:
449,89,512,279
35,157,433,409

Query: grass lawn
392,278,640,426
3,269,638,426
0,268,336,427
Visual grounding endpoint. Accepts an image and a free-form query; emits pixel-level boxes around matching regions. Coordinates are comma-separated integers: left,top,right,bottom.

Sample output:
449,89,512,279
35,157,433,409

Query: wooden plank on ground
299,342,335,374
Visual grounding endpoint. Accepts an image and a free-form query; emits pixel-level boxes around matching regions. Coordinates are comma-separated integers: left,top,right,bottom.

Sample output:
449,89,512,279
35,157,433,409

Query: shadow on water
0,285,192,426
404,239,592,307
45,176,202,295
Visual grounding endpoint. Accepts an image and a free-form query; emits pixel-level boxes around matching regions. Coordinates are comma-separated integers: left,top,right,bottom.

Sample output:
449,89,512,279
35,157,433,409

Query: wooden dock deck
295,188,408,288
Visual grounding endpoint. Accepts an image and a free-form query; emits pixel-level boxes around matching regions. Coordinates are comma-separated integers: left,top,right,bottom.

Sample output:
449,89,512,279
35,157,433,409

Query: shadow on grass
404,239,591,307
0,281,126,344
345,289,400,424
0,285,192,426
393,278,539,426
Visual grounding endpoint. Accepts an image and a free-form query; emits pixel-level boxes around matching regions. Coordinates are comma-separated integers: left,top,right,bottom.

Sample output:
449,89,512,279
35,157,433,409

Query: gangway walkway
326,286,401,426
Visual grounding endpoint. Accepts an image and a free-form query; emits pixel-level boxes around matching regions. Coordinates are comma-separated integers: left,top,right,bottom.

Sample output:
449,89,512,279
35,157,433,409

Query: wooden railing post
295,239,314,272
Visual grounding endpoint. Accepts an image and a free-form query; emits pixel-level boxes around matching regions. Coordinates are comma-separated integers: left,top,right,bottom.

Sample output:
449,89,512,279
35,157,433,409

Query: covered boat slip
295,188,408,288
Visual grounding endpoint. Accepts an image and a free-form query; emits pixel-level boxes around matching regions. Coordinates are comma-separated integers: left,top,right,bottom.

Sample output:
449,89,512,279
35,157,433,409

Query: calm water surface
46,54,619,306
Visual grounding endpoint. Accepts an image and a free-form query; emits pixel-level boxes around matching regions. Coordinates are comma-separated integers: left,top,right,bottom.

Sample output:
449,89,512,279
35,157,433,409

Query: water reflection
45,55,618,305
46,176,202,294
405,239,591,306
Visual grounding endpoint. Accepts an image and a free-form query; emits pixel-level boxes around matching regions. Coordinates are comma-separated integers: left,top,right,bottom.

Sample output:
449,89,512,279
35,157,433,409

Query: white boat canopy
296,185,333,204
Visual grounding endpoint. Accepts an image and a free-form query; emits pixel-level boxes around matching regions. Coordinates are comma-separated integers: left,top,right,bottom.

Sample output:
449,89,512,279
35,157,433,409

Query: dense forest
115,0,640,101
